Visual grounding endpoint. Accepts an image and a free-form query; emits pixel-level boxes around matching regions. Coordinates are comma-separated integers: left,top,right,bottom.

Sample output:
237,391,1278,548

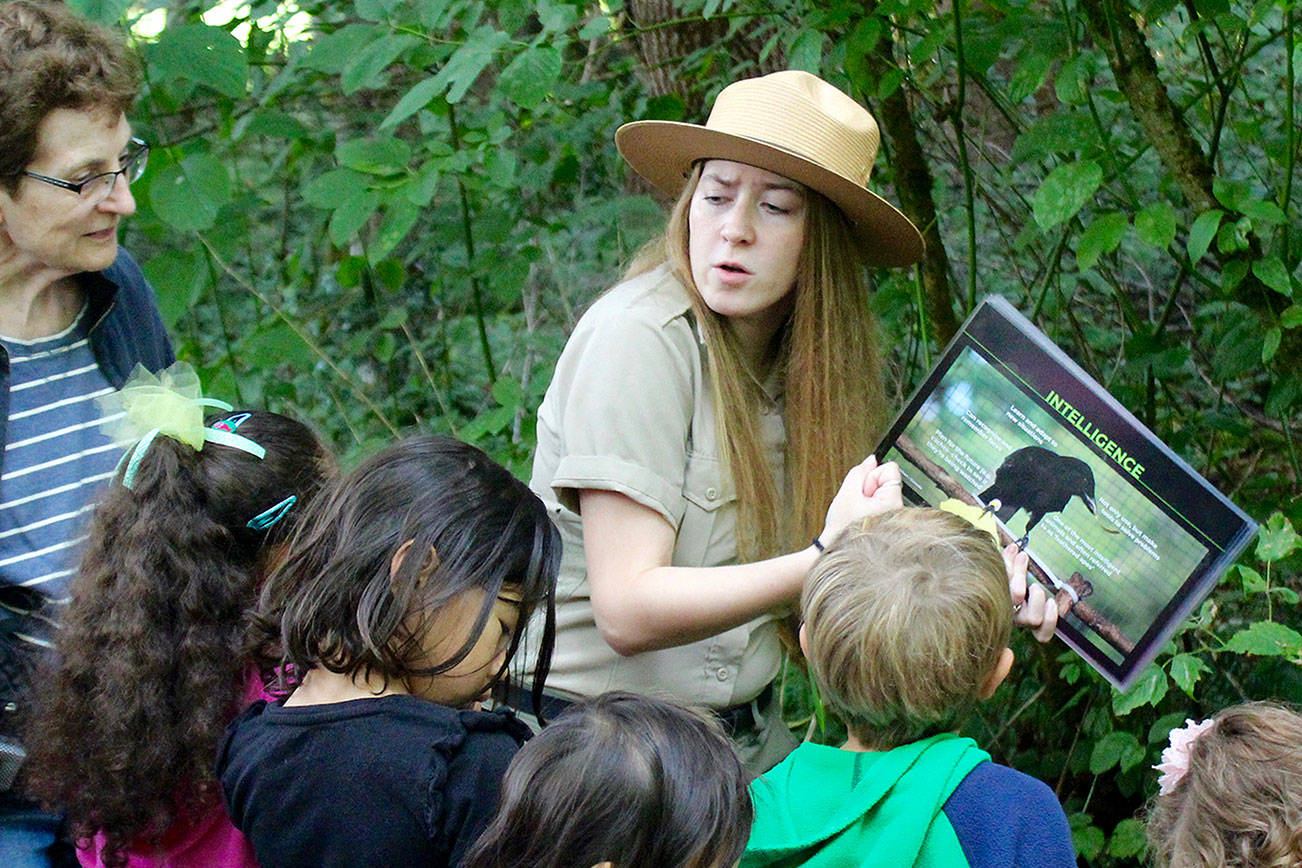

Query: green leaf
1168,653,1208,697
302,24,376,75
877,68,904,100
1263,327,1281,362
536,3,579,32
147,25,246,98
303,169,368,209
1223,621,1302,657
1075,211,1128,270
148,154,231,232
1109,818,1146,859
1222,256,1250,290
498,46,563,111
1148,712,1187,744
63,0,132,23
336,256,366,289
143,248,208,328
328,190,381,246
492,375,525,408
377,307,409,329
1257,513,1299,561
355,0,403,20
1239,198,1286,224
1134,201,1177,249
787,29,824,74
1054,53,1092,105
850,16,884,60
337,138,411,175
1089,730,1141,774
431,26,509,104
1009,49,1055,103
1032,160,1102,230
1212,176,1251,210
1069,814,1105,861
461,403,515,441
1187,209,1223,263
1239,564,1266,593
1113,665,1168,715
1265,373,1302,418
1012,112,1095,162
1283,305,1302,329
369,199,421,262
341,33,420,94
578,15,612,39
244,109,308,140
1253,256,1295,297
240,321,315,371
381,76,445,129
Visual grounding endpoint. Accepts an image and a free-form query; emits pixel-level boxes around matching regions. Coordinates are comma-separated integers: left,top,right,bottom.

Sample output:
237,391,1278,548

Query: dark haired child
463,691,753,868
743,507,1075,868
25,365,334,868
1146,701,1302,868
217,434,560,867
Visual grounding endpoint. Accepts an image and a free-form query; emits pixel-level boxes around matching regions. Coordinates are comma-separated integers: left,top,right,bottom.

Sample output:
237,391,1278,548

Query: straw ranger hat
615,70,924,268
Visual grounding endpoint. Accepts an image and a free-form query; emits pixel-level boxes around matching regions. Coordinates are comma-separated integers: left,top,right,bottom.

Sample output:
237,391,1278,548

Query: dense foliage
73,0,1300,862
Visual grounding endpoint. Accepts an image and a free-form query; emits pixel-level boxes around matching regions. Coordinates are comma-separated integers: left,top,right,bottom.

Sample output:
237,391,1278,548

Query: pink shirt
77,671,271,868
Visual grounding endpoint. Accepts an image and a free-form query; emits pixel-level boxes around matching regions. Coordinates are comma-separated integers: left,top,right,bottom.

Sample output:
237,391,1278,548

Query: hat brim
616,120,924,268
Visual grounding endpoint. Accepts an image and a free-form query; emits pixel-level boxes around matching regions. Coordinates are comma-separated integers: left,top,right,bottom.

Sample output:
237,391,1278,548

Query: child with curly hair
1147,701,1302,868
25,365,334,867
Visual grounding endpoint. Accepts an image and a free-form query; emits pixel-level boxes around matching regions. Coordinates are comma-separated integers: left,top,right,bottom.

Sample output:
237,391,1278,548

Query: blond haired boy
742,508,1075,868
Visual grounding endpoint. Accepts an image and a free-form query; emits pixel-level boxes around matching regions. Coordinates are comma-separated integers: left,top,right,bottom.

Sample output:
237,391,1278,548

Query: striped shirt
0,306,126,646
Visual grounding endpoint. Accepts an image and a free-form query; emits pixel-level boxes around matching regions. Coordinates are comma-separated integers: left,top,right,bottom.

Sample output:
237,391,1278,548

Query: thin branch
197,236,402,438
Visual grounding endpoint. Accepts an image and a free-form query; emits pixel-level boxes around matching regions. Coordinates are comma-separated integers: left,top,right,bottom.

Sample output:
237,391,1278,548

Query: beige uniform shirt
528,265,785,709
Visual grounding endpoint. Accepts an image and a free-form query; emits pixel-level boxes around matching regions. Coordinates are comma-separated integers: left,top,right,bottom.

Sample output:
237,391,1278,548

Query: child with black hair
217,434,560,867
24,364,334,868
743,507,1074,868
464,691,753,868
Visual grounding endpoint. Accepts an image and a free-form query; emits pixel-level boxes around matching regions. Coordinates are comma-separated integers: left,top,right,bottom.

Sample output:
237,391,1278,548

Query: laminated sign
878,297,1257,691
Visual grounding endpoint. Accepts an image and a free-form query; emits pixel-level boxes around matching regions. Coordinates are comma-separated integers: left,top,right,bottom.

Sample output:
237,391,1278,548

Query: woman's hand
819,455,903,546
1004,543,1059,642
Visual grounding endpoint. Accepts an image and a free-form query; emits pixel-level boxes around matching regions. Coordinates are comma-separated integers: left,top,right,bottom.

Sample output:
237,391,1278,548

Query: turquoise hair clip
247,495,297,530
98,363,266,491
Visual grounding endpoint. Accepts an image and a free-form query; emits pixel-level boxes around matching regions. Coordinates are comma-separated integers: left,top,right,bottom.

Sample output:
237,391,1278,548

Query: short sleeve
540,288,698,528
433,711,529,866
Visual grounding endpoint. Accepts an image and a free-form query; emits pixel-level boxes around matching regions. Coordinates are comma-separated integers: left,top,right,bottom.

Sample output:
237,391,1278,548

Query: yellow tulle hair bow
97,362,265,489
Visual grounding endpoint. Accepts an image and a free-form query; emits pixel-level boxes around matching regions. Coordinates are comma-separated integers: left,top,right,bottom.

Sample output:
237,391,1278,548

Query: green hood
742,733,989,868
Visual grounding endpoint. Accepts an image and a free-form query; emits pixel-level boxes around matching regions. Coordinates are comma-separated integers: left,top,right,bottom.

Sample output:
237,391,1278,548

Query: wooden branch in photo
891,435,1136,655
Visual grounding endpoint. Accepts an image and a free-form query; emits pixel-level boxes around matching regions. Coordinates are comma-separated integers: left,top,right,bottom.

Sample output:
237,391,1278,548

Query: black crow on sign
978,445,1103,548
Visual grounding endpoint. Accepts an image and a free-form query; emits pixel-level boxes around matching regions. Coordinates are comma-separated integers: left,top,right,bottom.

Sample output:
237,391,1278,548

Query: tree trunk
863,12,961,344
1080,0,1296,375
1079,0,1217,214
625,0,782,117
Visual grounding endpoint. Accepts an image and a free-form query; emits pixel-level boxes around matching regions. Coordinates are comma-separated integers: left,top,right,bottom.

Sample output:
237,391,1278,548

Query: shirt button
706,487,718,500
716,668,730,681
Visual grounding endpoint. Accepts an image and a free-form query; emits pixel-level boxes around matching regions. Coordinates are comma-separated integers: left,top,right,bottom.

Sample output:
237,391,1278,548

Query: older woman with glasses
0,2,172,865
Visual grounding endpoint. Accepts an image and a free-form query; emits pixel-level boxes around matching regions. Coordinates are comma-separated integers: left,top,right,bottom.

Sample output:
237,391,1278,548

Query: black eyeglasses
20,138,150,205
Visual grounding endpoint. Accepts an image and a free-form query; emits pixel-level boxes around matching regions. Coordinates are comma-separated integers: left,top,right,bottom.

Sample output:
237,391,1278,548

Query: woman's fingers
822,456,904,544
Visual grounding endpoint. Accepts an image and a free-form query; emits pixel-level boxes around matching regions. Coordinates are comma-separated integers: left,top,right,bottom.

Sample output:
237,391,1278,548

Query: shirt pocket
675,451,738,568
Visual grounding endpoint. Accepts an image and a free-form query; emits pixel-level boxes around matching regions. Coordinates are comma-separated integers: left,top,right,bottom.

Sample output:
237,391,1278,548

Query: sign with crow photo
878,297,1257,691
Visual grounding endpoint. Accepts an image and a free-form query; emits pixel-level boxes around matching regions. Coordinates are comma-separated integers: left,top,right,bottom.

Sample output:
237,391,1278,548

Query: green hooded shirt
742,733,990,868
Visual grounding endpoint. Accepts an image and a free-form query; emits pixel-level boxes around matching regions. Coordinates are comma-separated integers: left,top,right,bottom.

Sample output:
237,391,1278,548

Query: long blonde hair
627,164,888,560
